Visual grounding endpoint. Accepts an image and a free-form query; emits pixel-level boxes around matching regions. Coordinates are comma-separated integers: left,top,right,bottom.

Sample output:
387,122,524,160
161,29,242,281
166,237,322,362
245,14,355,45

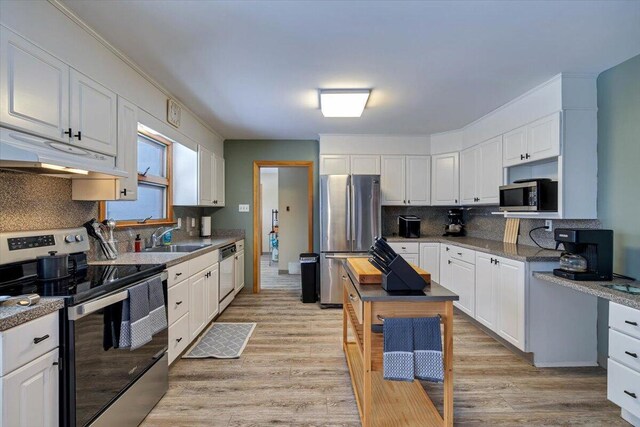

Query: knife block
381,255,429,293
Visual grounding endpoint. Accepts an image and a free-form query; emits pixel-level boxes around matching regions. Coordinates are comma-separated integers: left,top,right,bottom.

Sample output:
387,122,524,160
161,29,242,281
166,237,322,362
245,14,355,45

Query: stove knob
75,235,84,242
65,235,75,243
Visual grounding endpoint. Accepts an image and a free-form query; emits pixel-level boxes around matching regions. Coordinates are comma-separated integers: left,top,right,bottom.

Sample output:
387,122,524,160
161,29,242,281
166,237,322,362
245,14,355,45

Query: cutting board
346,257,431,285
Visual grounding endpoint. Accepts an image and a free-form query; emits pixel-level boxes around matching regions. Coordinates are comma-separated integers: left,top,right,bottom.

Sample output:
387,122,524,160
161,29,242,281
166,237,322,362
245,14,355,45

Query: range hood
0,127,128,178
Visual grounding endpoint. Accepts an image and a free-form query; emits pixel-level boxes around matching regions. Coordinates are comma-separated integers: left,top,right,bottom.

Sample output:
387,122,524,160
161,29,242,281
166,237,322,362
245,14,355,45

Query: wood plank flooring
142,264,626,426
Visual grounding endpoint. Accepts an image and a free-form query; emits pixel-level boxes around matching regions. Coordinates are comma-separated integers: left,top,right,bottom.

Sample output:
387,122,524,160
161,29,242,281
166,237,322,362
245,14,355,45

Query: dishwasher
219,243,237,313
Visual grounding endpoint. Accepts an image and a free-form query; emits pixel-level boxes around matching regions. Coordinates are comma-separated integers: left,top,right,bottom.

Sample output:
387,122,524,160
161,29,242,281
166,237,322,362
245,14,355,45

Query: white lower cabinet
1,349,59,427
167,249,225,365
494,257,526,350
449,258,475,317
475,253,498,330
419,243,439,283
235,250,245,295
388,242,419,266
608,302,640,425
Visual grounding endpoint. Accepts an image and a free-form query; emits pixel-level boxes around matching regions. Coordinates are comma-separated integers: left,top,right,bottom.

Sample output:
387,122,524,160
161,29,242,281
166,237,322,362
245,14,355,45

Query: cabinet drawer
189,251,218,276
236,240,245,251
0,311,59,376
168,313,190,365
610,302,640,340
168,279,189,325
167,262,189,288
608,359,640,417
388,242,419,254
609,329,640,372
443,244,475,264
345,275,363,324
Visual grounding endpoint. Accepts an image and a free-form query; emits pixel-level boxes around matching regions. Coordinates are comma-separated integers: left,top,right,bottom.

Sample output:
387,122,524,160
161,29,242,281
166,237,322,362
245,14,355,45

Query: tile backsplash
382,205,600,249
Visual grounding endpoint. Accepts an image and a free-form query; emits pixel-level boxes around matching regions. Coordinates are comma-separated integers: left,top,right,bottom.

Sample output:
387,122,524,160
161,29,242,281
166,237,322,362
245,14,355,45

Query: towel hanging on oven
119,281,152,350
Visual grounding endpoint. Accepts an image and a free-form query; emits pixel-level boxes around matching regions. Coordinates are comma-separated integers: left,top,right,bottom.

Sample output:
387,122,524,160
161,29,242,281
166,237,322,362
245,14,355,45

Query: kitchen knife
370,245,393,264
369,258,390,275
376,238,398,260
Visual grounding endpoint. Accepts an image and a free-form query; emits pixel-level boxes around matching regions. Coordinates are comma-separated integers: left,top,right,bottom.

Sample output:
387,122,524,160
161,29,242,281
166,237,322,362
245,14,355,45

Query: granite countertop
90,235,244,268
385,235,561,262
533,272,640,310
0,298,65,331
345,261,458,302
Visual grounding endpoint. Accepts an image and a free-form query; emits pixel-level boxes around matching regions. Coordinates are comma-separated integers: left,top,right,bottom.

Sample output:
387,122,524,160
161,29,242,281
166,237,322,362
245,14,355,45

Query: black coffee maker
553,228,613,281
443,209,465,237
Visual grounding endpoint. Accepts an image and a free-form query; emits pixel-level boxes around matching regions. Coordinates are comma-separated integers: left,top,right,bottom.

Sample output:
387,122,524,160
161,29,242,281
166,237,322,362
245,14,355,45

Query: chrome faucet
150,225,180,248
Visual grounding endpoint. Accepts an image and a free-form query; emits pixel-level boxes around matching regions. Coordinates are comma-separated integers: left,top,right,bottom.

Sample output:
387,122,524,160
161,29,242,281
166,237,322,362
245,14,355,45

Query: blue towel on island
413,317,444,382
383,318,414,382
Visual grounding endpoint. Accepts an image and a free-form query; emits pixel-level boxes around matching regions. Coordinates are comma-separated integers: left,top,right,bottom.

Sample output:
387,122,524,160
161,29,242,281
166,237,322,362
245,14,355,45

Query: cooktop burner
0,263,165,305
602,284,640,296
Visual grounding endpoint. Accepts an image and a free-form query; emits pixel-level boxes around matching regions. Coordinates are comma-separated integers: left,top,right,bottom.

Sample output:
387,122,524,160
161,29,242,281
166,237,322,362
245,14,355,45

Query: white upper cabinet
350,155,380,175
431,152,459,205
405,156,430,206
213,154,225,206
69,69,117,156
320,155,350,175
503,112,560,167
0,27,69,142
115,96,138,200
381,155,406,205
198,145,214,206
462,136,503,205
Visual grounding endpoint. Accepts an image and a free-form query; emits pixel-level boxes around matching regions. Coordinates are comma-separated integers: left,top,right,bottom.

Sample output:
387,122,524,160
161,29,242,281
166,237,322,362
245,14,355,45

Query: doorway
252,161,313,293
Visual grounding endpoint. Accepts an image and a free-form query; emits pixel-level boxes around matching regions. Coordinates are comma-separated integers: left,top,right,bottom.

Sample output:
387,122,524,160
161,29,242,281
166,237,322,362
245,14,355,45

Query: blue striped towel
383,318,414,382
119,281,152,351
413,317,444,382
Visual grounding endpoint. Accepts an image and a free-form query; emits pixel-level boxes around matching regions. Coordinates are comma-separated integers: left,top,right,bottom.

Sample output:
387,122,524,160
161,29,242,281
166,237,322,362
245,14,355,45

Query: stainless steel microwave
499,179,558,212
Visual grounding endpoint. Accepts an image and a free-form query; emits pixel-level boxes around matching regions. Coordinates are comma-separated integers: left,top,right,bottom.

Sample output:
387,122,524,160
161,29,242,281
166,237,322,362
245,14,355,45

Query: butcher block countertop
346,257,430,284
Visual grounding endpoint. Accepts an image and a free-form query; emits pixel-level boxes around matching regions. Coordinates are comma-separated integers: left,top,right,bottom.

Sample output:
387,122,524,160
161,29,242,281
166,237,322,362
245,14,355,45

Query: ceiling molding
47,0,225,141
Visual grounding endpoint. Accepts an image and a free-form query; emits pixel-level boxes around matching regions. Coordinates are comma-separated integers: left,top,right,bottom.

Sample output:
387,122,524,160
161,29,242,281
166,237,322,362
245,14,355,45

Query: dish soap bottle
163,229,172,245
134,234,142,252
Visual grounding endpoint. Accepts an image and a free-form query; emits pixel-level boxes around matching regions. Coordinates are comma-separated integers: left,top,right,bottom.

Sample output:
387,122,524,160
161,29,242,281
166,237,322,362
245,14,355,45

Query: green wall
597,54,640,279
209,140,320,288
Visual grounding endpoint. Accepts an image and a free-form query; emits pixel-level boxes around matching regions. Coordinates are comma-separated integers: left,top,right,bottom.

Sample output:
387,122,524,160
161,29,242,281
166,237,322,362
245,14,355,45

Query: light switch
239,204,250,212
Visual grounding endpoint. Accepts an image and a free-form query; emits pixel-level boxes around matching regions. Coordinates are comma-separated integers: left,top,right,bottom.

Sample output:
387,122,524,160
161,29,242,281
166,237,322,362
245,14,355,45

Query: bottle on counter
163,230,172,245
134,234,142,252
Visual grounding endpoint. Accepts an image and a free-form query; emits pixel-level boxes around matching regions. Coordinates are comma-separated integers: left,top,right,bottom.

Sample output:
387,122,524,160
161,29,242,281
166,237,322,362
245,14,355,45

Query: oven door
65,276,168,426
499,182,537,211
219,256,235,302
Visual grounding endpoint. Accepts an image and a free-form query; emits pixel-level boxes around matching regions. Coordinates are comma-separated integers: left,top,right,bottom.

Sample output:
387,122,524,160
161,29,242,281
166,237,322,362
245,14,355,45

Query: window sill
113,219,177,229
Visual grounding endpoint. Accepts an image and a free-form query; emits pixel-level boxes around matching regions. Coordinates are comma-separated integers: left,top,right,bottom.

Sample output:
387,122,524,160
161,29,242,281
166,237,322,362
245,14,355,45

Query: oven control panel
0,228,90,264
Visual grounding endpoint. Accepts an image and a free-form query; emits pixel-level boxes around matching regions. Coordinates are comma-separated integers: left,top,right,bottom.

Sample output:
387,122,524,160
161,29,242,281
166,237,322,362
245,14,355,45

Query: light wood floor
142,280,626,426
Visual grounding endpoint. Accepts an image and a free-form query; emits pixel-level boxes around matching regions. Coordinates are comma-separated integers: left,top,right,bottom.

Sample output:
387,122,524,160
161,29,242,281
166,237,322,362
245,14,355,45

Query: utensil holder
98,239,118,260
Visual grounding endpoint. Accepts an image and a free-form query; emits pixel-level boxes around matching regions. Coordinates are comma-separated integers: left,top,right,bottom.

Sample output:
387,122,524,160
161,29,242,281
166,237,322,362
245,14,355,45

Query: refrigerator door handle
324,253,370,259
345,176,351,247
351,181,356,249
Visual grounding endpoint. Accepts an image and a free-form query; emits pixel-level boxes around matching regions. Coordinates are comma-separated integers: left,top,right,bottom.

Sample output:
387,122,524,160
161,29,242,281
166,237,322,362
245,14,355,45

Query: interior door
320,175,350,252
0,27,69,142
352,175,380,251
406,156,430,205
70,69,117,156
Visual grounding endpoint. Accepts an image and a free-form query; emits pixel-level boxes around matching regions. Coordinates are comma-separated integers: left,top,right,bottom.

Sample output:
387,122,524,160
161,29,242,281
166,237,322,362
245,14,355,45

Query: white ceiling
62,1,640,140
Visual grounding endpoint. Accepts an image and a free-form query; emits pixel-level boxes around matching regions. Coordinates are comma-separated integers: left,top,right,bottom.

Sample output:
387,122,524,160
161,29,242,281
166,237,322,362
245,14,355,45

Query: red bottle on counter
134,234,142,252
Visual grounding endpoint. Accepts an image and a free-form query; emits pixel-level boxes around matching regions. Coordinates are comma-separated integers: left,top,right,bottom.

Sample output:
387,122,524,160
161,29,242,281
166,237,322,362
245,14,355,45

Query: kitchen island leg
363,301,372,427
443,301,454,427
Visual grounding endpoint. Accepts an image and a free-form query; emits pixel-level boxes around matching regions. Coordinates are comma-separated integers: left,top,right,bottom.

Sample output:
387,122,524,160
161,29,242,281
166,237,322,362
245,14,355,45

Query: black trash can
299,253,319,303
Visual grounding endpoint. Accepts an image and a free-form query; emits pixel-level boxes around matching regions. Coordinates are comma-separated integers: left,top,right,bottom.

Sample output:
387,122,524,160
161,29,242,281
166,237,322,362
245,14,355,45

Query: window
101,126,174,226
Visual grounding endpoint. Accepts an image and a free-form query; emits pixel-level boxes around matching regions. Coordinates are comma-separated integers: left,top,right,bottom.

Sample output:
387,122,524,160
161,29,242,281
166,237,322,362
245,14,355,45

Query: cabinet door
460,147,478,205
439,246,452,289
189,271,207,339
115,96,138,200
381,155,406,205
350,155,380,175
400,253,419,266
406,156,430,206
419,243,439,283
496,257,526,350
527,112,560,162
503,125,527,167
207,263,219,322
475,253,497,330
450,258,475,317
477,136,503,204
320,155,350,174
213,155,225,206
235,251,245,294
431,152,459,205
1,349,58,427
198,145,213,206
0,27,69,142
69,69,117,156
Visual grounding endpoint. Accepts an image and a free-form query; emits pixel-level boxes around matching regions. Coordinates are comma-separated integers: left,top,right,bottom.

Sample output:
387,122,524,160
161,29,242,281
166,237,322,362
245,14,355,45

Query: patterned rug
183,322,256,359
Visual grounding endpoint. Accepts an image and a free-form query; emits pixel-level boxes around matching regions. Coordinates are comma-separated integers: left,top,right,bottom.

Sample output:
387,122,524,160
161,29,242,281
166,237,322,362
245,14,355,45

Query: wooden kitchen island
342,258,459,427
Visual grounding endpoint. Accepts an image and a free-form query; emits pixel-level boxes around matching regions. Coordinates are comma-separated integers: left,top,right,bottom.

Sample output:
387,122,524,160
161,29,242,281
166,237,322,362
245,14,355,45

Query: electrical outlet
239,204,250,212
545,220,553,231
191,217,196,227
177,218,182,229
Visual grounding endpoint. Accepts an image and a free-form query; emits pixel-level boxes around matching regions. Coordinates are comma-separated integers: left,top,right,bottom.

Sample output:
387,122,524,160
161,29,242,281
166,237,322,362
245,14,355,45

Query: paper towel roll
201,216,211,237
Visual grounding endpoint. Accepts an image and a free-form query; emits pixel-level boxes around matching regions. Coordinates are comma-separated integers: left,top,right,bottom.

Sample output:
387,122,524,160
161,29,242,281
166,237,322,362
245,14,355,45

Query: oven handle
68,272,167,320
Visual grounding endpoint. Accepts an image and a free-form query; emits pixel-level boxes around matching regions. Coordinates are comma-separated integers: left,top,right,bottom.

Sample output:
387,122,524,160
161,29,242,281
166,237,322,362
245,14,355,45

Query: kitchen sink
144,244,211,253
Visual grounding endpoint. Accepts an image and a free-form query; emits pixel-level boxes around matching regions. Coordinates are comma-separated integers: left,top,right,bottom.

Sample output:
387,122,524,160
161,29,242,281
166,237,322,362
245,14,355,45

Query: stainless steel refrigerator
319,175,381,305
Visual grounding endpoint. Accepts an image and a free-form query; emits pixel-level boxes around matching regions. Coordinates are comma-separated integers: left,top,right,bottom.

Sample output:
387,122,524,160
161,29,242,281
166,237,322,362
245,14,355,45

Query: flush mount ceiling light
319,89,371,118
